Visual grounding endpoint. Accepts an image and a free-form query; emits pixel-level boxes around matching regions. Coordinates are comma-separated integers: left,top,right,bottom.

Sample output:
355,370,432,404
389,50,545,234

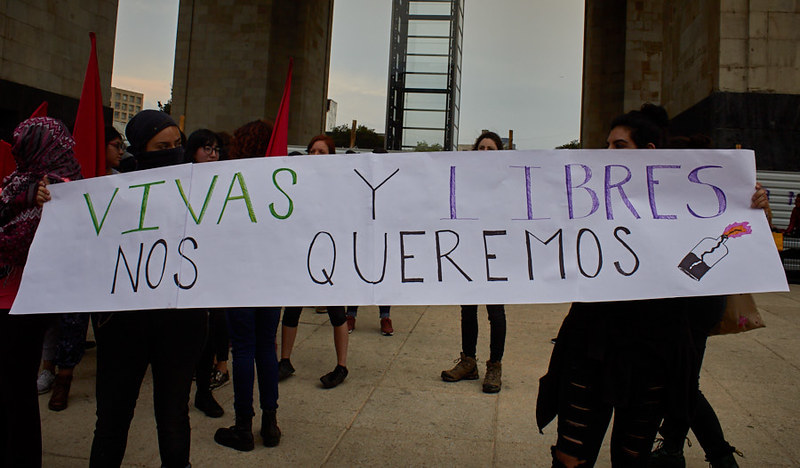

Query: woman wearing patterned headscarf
0,116,81,467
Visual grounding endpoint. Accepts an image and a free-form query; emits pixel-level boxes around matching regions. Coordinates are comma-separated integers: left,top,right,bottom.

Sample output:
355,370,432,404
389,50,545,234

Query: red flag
0,140,13,181
30,101,48,118
0,102,49,181
265,58,293,157
72,32,105,178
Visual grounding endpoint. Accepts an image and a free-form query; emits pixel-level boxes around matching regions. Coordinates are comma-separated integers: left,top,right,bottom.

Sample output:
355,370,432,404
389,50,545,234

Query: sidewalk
41,286,800,467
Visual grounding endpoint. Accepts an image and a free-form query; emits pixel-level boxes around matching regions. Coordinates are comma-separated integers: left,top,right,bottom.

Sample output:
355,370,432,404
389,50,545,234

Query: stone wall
718,0,800,94
0,0,116,100
0,0,117,138
172,0,333,145
623,0,664,112
660,0,719,116
582,0,799,168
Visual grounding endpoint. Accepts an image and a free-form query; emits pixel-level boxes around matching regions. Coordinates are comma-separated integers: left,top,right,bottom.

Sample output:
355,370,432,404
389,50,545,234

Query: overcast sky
112,0,584,149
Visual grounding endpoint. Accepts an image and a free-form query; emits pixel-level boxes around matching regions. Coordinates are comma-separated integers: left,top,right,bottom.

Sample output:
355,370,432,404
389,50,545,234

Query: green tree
157,98,172,115
555,139,581,149
414,141,443,152
327,124,385,150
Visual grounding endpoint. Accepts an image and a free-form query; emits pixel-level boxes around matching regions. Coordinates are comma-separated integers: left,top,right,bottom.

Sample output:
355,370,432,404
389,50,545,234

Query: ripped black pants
554,359,666,467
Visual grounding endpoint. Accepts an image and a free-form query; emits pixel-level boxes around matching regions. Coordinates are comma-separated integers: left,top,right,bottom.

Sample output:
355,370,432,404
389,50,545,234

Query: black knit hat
125,110,178,156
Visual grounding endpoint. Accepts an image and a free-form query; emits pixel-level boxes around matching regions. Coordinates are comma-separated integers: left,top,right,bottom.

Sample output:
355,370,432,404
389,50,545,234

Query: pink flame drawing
722,222,751,239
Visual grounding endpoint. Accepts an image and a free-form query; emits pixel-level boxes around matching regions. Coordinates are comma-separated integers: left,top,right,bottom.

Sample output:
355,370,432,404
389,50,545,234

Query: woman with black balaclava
89,110,207,468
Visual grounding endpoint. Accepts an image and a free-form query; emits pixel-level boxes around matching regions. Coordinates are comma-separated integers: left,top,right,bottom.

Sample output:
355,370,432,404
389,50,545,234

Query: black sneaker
278,359,295,381
320,365,348,389
709,450,742,468
195,392,224,418
209,370,230,391
650,440,685,468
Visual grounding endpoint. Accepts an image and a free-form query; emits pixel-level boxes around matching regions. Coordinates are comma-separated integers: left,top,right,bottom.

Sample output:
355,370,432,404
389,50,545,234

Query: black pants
89,310,206,468
282,306,346,327
659,296,735,460
460,304,506,362
0,309,49,468
555,358,666,467
194,309,228,397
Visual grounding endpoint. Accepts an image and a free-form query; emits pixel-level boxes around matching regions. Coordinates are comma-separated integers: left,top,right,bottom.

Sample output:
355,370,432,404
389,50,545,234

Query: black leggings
282,306,346,328
460,304,506,362
659,296,735,460
0,309,48,468
555,359,666,467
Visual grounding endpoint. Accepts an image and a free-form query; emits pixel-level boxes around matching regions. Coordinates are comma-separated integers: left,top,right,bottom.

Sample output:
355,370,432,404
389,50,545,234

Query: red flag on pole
0,140,13,181
265,58,293,157
30,101,49,118
1,102,49,181
73,32,105,178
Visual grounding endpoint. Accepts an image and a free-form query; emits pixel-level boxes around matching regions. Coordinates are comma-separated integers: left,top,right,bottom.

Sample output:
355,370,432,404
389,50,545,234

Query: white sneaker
37,369,55,394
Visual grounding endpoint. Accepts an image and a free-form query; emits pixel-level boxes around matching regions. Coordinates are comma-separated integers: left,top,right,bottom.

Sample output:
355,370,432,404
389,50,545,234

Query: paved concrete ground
40,286,800,467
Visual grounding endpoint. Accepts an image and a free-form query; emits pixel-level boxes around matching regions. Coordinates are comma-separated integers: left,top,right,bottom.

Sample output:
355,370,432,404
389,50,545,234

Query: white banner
11,149,788,314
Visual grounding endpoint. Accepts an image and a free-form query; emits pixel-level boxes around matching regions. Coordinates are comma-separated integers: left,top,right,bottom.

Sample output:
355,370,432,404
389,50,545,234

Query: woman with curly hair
214,120,283,451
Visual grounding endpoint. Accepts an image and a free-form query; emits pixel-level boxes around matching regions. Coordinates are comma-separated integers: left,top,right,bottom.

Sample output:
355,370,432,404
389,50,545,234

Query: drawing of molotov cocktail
678,222,752,281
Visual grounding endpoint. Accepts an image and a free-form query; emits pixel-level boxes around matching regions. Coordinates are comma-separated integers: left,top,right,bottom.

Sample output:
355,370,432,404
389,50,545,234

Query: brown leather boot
482,360,502,393
441,352,478,382
48,373,73,411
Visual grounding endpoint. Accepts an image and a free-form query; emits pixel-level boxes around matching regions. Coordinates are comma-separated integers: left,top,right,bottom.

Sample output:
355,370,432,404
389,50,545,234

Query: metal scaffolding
385,0,464,151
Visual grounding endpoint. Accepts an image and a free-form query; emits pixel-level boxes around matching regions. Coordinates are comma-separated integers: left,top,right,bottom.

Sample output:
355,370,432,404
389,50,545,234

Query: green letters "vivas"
270,168,297,219
84,188,120,235
122,180,165,234
175,176,219,225
217,172,257,224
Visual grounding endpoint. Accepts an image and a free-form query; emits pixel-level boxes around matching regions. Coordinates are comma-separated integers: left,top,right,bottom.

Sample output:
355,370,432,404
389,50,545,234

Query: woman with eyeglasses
182,129,232,421
105,125,125,174
185,128,222,164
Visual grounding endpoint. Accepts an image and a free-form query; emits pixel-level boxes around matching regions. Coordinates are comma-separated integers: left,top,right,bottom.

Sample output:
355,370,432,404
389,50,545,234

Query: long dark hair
472,131,503,151
104,125,122,145
610,104,669,149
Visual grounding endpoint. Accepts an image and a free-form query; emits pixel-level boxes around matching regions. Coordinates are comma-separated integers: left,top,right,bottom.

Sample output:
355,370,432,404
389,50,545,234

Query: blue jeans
226,307,280,417
345,305,391,318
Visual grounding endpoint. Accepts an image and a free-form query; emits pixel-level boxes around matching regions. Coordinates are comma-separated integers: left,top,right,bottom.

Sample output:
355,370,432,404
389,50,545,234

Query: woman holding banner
89,110,208,468
278,134,351,389
441,131,507,394
537,105,695,467
214,120,282,451
181,129,230,419
537,105,767,467
0,116,81,467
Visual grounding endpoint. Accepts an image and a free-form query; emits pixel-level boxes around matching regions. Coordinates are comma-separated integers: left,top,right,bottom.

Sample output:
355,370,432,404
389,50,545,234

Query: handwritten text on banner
11,149,788,314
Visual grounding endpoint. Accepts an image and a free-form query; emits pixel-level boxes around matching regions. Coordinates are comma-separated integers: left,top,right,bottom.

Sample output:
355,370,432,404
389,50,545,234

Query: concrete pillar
171,0,333,146
0,0,117,139
580,0,627,149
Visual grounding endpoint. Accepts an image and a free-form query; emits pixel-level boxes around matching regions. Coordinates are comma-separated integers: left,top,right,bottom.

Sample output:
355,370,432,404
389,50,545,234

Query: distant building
325,99,337,131
110,87,143,135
